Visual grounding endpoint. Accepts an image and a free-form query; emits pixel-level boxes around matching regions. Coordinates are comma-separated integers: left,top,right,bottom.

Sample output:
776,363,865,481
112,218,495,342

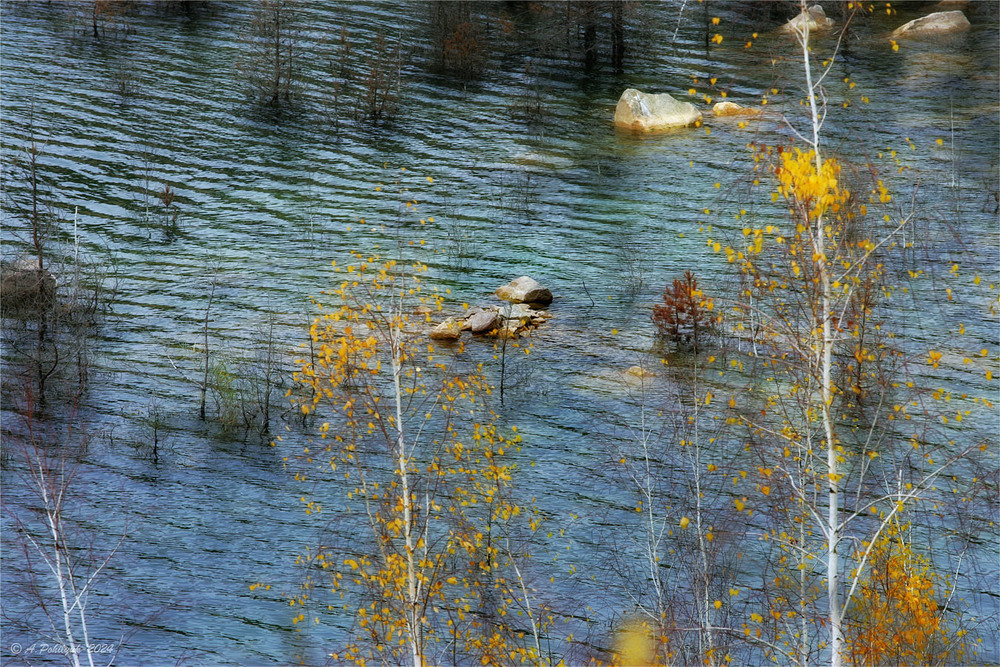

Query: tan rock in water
712,101,763,117
429,317,462,341
495,276,553,306
614,89,701,132
780,5,835,34
891,10,970,39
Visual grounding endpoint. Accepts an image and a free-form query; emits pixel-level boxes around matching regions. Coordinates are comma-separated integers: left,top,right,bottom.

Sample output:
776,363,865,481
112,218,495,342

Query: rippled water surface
2,1,998,664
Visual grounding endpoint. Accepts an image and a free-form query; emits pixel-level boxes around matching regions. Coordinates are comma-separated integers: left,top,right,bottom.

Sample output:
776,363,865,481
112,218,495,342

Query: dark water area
1,1,998,664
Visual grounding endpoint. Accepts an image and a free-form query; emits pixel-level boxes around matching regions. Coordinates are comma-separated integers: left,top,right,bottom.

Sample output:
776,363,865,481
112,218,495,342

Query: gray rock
495,276,553,306
461,308,481,331
891,10,969,38
614,88,702,132
467,309,500,335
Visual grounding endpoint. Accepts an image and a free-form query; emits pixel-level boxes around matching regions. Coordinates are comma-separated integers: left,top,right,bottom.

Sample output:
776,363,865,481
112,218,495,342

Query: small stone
626,365,655,379
712,101,762,117
497,321,521,339
780,5,835,34
460,307,484,331
429,317,462,341
467,309,500,335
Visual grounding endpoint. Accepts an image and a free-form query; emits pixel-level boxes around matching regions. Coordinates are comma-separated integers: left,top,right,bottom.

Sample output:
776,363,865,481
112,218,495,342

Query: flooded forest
1,1,998,665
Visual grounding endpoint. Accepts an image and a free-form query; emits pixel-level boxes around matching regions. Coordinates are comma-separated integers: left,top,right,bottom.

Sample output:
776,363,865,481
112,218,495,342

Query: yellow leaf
679,516,690,529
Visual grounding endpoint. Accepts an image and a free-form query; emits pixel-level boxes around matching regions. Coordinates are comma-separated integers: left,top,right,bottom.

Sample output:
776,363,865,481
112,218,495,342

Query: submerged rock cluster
429,276,553,342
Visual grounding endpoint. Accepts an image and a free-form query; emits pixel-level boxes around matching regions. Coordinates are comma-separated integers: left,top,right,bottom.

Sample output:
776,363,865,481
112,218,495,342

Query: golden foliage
290,251,550,665
846,522,952,665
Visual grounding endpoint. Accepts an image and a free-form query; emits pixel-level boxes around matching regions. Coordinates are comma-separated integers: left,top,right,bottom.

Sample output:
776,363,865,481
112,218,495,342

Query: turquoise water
2,2,997,664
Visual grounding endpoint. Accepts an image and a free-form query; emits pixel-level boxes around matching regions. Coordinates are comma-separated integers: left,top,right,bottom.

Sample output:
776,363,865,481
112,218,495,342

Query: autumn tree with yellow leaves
278,215,554,665
703,3,994,665
263,5,995,666
845,519,952,665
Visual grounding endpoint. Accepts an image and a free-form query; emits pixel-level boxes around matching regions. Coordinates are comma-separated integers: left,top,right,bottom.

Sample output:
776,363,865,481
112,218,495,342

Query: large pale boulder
614,89,701,132
891,11,969,39
495,276,553,306
712,101,762,117
780,5,835,34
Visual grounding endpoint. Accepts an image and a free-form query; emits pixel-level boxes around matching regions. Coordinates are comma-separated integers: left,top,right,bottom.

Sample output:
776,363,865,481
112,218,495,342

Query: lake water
2,1,997,664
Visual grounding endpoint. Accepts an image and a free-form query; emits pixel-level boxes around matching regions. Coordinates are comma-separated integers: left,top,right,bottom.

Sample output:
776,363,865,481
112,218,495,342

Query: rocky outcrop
430,302,553,342
495,276,553,306
614,88,702,132
712,101,762,117
428,278,554,342
1,257,57,312
780,5,835,34
891,10,969,38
